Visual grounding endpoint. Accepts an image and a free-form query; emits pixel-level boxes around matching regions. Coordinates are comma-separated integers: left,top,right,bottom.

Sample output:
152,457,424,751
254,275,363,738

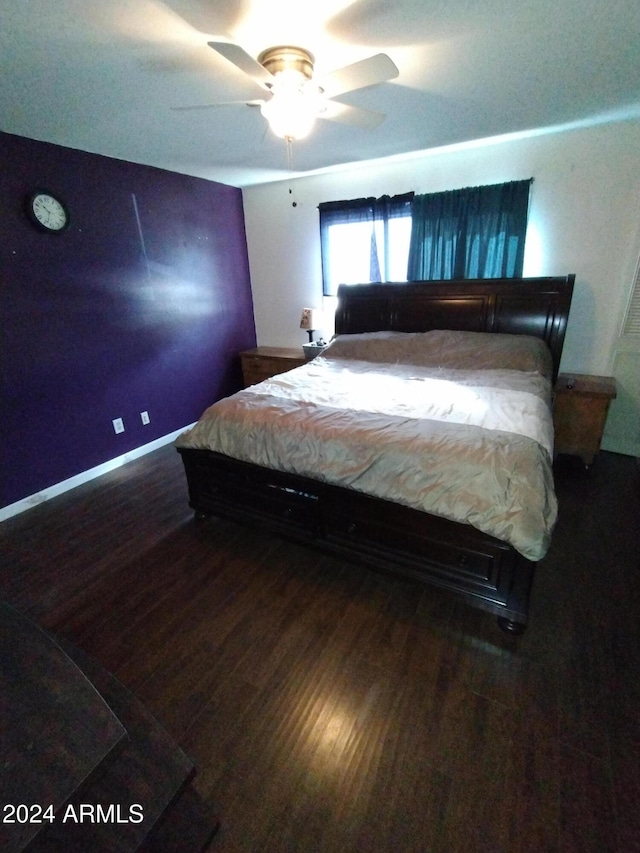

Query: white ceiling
2,0,640,188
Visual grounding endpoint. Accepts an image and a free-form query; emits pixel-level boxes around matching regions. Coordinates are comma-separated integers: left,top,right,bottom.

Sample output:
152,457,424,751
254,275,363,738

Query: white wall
242,119,640,375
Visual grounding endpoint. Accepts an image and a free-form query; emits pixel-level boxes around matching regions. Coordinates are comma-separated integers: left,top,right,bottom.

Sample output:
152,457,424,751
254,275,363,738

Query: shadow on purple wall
0,132,256,508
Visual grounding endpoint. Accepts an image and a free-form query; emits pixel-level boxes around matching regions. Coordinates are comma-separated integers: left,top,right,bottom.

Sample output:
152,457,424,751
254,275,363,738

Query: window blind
623,256,640,336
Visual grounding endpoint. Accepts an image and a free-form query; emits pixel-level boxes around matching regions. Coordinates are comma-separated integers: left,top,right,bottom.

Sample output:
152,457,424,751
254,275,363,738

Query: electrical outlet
141,411,150,425
112,418,124,434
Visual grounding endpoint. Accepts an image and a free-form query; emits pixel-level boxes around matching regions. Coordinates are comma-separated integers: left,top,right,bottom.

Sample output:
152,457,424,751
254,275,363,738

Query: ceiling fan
173,42,399,141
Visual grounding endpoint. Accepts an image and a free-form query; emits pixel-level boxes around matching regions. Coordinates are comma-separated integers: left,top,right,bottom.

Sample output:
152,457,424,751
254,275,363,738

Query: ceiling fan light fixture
258,46,314,81
260,85,321,140
256,46,322,140
199,41,395,140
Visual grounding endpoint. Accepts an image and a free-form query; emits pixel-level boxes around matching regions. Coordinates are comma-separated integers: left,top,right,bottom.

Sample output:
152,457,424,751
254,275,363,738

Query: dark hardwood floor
1,446,638,852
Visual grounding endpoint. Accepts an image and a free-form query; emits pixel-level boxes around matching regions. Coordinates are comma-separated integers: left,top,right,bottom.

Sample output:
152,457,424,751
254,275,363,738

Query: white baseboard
0,425,195,523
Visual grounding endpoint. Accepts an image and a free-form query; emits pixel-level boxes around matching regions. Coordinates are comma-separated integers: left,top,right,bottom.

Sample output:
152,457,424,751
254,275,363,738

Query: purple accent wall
0,132,256,508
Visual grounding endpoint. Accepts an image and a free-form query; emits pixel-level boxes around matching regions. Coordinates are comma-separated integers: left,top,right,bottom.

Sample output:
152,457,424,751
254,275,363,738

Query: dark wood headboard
334,275,575,380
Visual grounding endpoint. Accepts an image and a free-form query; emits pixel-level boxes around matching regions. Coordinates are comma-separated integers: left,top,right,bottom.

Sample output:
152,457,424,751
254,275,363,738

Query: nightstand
240,346,306,387
553,373,617,466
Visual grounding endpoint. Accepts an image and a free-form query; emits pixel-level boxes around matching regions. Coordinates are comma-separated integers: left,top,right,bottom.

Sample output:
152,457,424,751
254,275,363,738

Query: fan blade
318,53,398,99
171,100,265,112
320,100,386,129
207,41,273,87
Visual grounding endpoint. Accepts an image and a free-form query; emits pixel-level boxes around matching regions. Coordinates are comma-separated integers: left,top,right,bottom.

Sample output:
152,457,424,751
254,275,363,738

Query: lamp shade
300,307,319,330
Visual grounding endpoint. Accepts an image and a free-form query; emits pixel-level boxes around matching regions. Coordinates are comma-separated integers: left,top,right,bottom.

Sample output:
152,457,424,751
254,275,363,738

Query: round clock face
28,191,69,233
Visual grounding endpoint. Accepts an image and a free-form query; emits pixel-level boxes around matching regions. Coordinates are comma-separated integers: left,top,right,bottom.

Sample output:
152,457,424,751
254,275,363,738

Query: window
319,180,532,296
319,194,413,297
407,180,532,280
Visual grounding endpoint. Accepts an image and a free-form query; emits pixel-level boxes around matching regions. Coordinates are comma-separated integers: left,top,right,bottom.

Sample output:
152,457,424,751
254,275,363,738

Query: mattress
176,330,558,561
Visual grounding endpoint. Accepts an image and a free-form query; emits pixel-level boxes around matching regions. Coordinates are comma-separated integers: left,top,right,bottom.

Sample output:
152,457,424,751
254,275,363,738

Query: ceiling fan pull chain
286,137,294,171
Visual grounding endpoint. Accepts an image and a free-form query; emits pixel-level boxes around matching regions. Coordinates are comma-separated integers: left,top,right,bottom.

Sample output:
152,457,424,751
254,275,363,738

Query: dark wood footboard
177,447,535,633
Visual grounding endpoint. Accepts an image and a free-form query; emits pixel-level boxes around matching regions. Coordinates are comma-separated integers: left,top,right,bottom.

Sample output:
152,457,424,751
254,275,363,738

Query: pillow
323,329,553,377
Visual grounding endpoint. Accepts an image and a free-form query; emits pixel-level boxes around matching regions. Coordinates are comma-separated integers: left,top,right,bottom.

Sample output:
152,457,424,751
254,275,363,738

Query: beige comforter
177,331,558,561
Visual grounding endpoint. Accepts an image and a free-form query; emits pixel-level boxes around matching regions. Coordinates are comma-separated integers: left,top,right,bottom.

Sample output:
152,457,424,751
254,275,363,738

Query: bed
176,275,574,634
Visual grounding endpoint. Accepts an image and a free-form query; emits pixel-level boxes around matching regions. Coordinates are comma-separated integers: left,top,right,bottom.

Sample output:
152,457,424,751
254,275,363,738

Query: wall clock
26,190,70,233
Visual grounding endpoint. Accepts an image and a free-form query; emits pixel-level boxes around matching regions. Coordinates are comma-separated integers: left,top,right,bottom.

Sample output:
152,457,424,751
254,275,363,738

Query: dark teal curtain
407,179,532,280
319,193,413,296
